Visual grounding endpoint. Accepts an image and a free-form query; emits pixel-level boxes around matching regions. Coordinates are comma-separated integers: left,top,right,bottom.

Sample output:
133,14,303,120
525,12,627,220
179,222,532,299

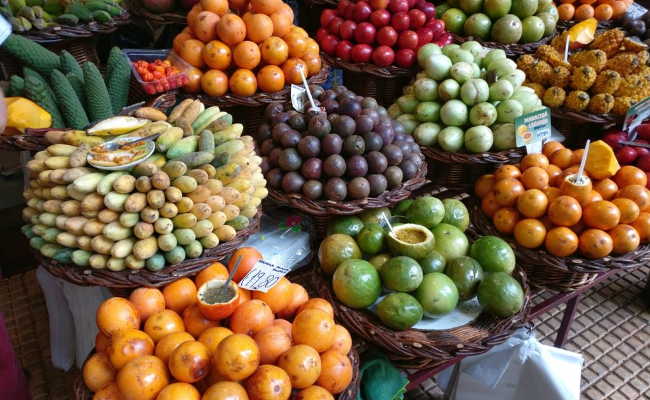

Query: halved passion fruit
386,223,435,259
197,279,240,321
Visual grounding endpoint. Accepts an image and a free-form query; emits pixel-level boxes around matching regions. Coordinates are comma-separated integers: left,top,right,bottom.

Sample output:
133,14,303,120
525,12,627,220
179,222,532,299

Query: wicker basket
321,52,413,107
421,146,526,190
123,0,187,25
551,107,622,142
302,0,338,35
450,32,552,57
38,211,262,288
469,199,650,291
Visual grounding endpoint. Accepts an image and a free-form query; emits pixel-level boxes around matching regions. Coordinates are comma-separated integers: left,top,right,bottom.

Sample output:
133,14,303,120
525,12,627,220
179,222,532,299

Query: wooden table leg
554,294,581,348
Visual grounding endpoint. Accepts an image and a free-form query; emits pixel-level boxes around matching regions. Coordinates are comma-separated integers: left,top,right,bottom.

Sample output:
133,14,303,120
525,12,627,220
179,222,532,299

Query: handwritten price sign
238,260,292,293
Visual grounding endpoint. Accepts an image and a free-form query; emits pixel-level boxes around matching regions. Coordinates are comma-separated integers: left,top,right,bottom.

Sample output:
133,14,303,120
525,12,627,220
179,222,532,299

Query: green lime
478,272,524,317
380,256,424,292
445,256,484,300
327,216,365,237
357,223,386,255
393,199,414,216
469,236,515,274
419,250,446,274
359,207,391,225
376,293,423,330
333,259,382,308
369,253,391,271
441,198,470,232
405,196,445,228
432,223,469,261
415,272,459,316
386,223,435,259
318,234,362,275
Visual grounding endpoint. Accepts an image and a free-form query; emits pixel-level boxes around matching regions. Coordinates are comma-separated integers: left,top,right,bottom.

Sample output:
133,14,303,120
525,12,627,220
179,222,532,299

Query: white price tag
623,97,650,140
290,84,306,112
238,259,291,293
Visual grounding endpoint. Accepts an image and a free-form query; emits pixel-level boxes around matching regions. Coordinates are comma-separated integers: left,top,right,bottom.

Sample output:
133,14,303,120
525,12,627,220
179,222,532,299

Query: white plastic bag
436,328,583,400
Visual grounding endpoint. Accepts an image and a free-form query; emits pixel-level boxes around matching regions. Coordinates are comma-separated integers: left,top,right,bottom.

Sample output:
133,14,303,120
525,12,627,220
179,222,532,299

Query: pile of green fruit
436,0,558,44
388,41,543,154
2,0,126,33
3,34,131,130
21,99,268,271
318,195,525,330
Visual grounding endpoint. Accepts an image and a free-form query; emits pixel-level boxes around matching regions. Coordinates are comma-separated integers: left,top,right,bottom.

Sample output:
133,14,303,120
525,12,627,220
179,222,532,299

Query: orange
617,185,650,211
289,25,308,38
317,350,353,394
252,276,292,313
297,298,334,318
197,279,240,321
214,333,260,381
632,212,650,242
144,309,185,342
233,40,261,69
612,198,640,224
245,364,292,400
187,4,203,27
180,39,206,68
203,382,249,400
92,383,123,400
273,319,293,338
117,355,168,400
277,344,322,389
184,67,203,93
236,287,251,307
156,382,201,400
96,297,140,337
174,31,194,54
230,0,250,12
193,11,220,42
474,174,495,198
543,141,565,158
521,166,550,190
254,325,292,364
251,0,281,14
304,38,320,56
169,340,210,383
550,148,573,168
201,69,229,96
292,309,335,353
282,57,308,85
594,178,619,200
583,200,621,230
270,11,292,37
584,190,604,205
520,154,550,171
246,13,274,43
575,4,595,20
129,288,165,321
155,331,194,364
548,195,582,226
183,304,218,337
594,3,613,20
481,191,500,217
494,165,521,180
276,283,309,319
229,299,274,335
260,36,289,65
95,332,110,354
330,324,352,355
571,149,585,165
195,262,229,289
107,328,154,369
203,40,232,70
514,218,547,248
276,2,294,20
83,353,115,392
198,326,233,355
609,224,640,254
544,186,561,202
163,278,197,314
607,0,627,17
228,247,263,282
216,13,246,46
295,386,335,400
493,178,525,206
303,53,322,77
200,0,228,15
561,165,580,182
545,227,579,257
517,189,549,218
546,164,563,186
558,3,575,20
614,166,647,187
579,229,613,258
493,207,520,234
284,31,307,58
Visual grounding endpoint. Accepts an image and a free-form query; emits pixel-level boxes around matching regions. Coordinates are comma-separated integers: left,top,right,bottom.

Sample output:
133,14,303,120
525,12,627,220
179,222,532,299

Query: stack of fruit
83,249,355,400
3,35,132,129
390,42,541,154
257,85,425,201
319,196,525,330
4,0,126,33
436,0,559,44
317,0,452,68
556,0,632,24
624,11,650,46
519,28,649,116
475,141,650,258
21,100,268,271
173,0,322,97
603,125,650,178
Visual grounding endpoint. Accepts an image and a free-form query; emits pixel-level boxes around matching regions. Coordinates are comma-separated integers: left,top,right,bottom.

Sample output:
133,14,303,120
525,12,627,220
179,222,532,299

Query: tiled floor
0,267,648,399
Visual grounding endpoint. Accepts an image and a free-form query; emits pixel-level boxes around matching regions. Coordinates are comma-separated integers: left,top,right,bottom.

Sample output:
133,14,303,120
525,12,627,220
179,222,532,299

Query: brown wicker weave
468,199,650,291
38,211,261,288
15,12,131,43
123,0,187,25
450,32,552,57
551,107,622,138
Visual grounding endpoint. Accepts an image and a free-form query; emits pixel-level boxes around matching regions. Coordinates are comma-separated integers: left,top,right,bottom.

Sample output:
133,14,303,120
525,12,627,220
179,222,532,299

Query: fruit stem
576,139,590,182
225,255,242,287
298,66,317,110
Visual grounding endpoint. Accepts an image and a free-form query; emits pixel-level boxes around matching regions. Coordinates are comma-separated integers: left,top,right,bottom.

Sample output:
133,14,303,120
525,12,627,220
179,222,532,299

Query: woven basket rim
469,198,650,274
267,162,428,216
37,211,262,288
551,107,622,126
16,12,131,44
421,145,526,166
123,0,187,24
451,32,552,56
321,52,415,78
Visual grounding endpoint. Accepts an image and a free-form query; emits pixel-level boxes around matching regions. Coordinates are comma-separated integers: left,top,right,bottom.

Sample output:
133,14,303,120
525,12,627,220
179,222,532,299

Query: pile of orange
556,0,633,21
84,247,353,400
174,0,322,97
475,141,650,259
